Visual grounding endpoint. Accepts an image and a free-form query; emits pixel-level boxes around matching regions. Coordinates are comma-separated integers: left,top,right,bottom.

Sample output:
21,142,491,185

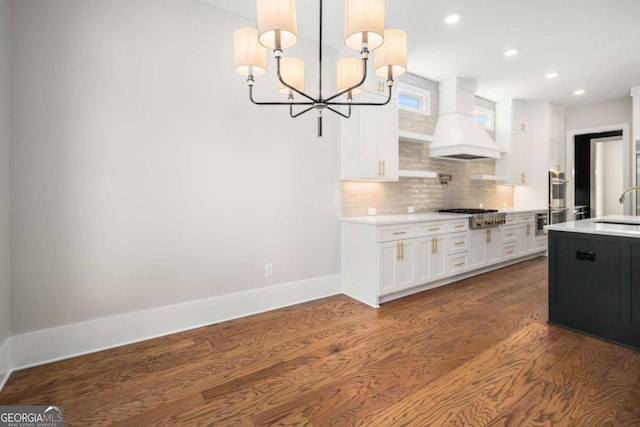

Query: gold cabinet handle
382,160,386,177
455,262,465,267
486,229,491,243
396,242,401,261
526,224,531,236
428,227,440,232
455,224,465,228
400,241,404,260
507,250,515,255
378,161,383,177
507,233,515,237
393,231,407,235
454,242,465,246
431,237,435,254
435,238,438,253
521,173,526,184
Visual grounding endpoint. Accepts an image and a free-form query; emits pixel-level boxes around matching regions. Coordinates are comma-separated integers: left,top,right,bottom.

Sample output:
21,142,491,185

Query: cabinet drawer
517,214,535,223
446,232,469,254
379,225,415,242
448,219,469,232
502,226,517,243
502,243,518,259
504,215,516,225
447,253,469,274
416,222,447,236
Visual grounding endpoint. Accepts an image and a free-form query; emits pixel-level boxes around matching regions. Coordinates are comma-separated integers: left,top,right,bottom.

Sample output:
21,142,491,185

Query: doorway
566,124,631,219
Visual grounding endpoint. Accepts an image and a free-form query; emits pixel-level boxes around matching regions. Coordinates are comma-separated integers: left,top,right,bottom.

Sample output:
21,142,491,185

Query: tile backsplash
342,140,515,218
341,74,514,218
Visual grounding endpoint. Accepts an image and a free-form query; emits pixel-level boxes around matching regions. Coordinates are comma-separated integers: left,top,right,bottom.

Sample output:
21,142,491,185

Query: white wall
0,0,11,345
565,97,632,132
0,0,11,384
10,0,341,335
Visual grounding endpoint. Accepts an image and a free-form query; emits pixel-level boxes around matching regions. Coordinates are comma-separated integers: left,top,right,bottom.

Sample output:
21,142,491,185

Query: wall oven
535,212,548,236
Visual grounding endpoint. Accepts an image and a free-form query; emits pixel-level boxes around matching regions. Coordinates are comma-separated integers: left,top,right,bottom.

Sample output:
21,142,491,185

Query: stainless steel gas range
439,208,507,229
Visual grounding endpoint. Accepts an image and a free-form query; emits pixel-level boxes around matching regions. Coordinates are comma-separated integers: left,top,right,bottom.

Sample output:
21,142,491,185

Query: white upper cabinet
496,100,532,185
341,91,399,181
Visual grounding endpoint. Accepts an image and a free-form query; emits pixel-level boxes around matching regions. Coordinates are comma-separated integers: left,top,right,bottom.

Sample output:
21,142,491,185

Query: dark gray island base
548,229,640,350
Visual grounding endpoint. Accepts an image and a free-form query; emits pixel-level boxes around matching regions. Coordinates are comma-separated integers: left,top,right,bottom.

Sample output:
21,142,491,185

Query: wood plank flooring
2,257,640,426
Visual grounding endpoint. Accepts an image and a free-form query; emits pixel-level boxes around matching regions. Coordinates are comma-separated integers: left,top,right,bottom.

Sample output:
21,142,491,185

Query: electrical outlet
408,206,415,213
264,263,273,277
368,208,376,216
479,203,484,209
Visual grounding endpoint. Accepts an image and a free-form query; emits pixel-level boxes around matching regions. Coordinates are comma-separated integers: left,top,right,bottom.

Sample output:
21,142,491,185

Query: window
475,106,495,131
397,83,430,115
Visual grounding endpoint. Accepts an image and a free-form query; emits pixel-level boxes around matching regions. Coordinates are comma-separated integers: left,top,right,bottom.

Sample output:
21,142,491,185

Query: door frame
565,123,631,217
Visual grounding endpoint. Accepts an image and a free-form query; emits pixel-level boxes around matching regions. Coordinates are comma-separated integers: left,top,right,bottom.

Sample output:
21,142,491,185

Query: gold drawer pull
507,250,515,255
507,233,515,237
393,231,407,235
454,242,465,246
455,262,465,267
428,227,440,231
454,224,465,228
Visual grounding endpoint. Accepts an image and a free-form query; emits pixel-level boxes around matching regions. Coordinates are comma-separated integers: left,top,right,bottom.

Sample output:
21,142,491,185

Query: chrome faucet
618,186,640,204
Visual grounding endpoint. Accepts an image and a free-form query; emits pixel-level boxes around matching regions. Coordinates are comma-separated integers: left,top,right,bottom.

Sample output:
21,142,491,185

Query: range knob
476,219,483,226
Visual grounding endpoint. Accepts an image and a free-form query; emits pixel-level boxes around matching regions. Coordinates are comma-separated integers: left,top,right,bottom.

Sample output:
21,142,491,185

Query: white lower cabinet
379,239,416,295
379,235,448,296
341,212,549,308
470,228,502,269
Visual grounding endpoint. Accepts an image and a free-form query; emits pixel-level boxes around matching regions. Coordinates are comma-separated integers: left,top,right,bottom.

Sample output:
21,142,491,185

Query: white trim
565,123,631,217
0,338,12,392
11,275,340,370
631,86,640,97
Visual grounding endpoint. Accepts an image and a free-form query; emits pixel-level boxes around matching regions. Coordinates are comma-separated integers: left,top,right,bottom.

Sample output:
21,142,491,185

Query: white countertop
341,212,470,225
545,215,640,238
342,208,547,226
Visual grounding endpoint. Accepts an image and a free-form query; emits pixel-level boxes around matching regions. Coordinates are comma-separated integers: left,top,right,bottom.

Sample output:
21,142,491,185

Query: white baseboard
0,337,12,392
11,274,340,370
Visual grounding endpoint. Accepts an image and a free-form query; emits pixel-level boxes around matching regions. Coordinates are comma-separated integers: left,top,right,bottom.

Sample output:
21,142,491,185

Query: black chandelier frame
245,0,394,137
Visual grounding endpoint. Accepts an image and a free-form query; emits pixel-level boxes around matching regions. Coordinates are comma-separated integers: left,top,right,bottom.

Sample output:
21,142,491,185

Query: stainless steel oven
535,212,548,236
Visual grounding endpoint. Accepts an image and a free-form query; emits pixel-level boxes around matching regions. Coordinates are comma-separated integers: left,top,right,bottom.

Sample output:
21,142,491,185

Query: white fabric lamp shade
233,28,268,76
336,58,364,95
374,29,407,78
278,57,305,94
344,0,385,51
257,0,298,50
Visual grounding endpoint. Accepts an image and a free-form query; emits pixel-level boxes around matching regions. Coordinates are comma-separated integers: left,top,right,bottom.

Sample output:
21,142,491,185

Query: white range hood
430,77,501,161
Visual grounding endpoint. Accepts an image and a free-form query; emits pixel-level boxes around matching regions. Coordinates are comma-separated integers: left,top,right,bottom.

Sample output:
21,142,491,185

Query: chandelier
233,0,407,137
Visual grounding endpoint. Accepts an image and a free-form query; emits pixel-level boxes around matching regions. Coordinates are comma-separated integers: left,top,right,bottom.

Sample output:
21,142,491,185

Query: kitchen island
546,216,640,350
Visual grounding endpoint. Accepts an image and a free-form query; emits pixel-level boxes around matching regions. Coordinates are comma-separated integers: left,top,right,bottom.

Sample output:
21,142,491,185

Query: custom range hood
430,77,501,160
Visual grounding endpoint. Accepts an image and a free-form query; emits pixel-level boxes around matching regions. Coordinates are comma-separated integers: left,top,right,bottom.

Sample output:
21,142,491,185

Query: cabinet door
511,131,531,184
470,230,488,269
525,223,537,253
515,224,528,256
486,228,502,264
397,240,416,289
430,235,447,280
513,109,530,133
354,93,398,181
415,237,433,284
378,241,399,295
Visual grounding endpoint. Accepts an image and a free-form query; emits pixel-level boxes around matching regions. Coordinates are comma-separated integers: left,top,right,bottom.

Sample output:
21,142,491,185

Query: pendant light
233,0,408,137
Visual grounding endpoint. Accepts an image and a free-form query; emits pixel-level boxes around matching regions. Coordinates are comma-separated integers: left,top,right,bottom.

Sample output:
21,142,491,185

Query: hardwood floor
2,257,639,426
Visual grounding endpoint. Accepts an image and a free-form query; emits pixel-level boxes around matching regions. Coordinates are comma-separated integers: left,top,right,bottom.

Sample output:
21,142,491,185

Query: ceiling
202,0,640,108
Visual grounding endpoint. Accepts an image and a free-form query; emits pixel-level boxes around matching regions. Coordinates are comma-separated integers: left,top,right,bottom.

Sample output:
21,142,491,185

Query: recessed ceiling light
546,72,558,79
444,14,460,24
504,49,518,57
574,89,586,96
